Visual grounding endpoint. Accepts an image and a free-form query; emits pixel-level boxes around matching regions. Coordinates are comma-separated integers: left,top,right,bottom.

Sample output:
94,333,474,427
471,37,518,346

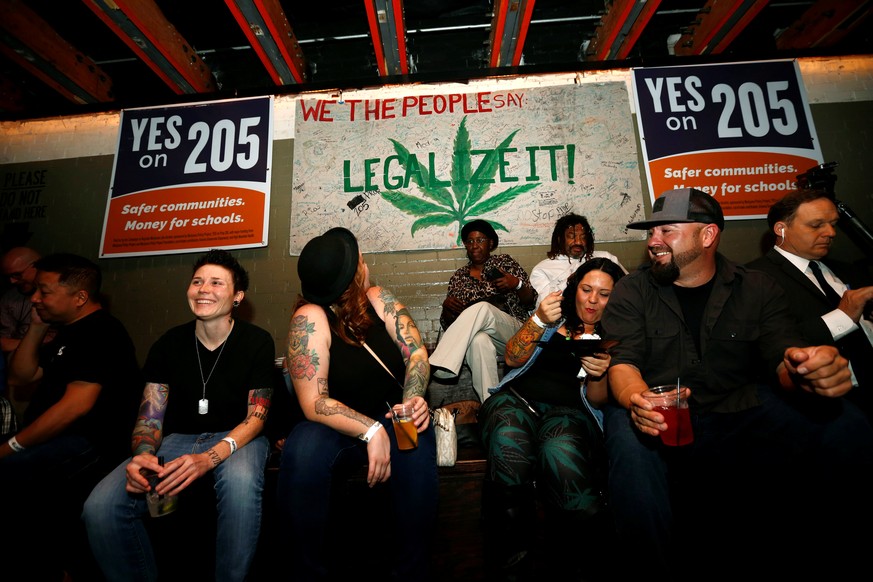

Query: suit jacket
746,249,873,406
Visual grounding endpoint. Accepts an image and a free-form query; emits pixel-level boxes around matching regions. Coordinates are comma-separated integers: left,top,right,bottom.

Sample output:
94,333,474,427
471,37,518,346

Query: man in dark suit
747,189,873,416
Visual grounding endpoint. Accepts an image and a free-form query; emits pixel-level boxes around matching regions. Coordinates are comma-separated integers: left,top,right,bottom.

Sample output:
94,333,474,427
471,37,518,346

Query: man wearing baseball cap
600,188,873,579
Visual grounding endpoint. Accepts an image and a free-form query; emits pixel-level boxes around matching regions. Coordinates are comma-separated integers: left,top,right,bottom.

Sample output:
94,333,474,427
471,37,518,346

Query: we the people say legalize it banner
290,82,645,254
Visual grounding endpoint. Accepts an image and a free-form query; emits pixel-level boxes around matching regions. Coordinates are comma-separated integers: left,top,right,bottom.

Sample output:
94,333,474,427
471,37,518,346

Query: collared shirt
772,246,873,385
602,254,802,414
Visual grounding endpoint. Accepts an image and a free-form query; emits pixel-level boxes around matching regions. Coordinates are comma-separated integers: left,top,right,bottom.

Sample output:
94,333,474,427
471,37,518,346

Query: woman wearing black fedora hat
278,227,438,580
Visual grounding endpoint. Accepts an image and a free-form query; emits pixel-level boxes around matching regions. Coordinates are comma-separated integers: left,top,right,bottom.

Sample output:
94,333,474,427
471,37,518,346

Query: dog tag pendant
198,398,209,415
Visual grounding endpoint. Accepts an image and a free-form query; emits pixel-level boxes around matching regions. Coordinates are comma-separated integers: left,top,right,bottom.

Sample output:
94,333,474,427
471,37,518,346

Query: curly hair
546,213,595,261
560,257,625,334
294,261,372,346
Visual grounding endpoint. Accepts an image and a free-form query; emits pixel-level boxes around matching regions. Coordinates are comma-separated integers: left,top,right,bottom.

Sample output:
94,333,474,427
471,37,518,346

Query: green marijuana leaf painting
380,116,540,244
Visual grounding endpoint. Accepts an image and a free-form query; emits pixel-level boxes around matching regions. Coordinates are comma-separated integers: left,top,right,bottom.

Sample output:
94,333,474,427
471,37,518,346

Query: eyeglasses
6,262,34,281
464,237,489,246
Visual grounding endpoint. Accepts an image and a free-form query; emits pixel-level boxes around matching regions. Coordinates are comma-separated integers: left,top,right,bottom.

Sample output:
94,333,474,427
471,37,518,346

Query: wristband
531,313,547,329
515,278,524,290
221,436,237,455
7,436,25,453
361,421,383,443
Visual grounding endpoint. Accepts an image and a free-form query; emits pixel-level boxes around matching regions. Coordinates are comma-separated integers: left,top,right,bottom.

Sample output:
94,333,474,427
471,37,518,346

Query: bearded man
599,188,873,580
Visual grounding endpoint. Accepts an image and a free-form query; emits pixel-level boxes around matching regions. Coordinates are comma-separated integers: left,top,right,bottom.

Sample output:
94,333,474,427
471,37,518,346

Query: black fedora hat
298,227,359,305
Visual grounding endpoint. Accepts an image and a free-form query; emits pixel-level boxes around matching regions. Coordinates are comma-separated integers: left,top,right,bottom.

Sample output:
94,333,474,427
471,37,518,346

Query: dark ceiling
1,0,871,121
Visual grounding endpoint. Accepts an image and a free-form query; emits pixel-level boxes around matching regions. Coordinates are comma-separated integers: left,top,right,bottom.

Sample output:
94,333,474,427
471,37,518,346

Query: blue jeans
83,432,269,582
277,419,439,581
604,387,873,578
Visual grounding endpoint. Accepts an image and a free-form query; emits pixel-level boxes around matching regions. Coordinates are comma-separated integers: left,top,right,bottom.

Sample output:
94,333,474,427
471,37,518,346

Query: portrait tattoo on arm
288,315,319,381
394,306,422,357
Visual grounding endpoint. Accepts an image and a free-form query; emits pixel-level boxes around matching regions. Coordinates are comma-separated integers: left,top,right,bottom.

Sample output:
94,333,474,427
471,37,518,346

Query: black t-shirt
514,330,585,407
673,277,715,357
143,319,275,434
26,309,143,461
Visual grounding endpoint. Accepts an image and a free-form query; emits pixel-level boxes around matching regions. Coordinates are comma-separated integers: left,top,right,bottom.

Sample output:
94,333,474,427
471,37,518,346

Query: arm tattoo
206,448,222,467
314,397,374,428
379,288,398,317
131,383,168,456
394,306,421,357
505,318,546,363
288,314,319,380
242,387,272,426
403,358,428,400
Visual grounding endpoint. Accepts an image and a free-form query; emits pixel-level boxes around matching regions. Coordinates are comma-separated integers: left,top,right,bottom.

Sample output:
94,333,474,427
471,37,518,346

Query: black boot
481,480,537,582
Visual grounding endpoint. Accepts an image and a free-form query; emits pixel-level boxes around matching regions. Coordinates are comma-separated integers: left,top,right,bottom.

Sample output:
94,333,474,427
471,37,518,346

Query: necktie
808,261,843,307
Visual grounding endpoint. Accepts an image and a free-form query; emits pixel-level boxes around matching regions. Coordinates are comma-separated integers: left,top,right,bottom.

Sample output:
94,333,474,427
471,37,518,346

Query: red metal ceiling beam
488,0,536,68
392,0,408,74
225,0,307,85
0,0,114,105
586,0,662,62
776,0,873,50
84,0,216,94
364,0,408,76
673,0,769,56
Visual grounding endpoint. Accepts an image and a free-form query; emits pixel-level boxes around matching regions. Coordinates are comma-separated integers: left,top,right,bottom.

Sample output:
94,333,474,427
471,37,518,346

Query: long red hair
294,261,372,346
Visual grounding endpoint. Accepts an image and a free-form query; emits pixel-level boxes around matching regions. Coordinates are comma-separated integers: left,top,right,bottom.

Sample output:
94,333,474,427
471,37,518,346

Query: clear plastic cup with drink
392,403,418,450
643,385,694,446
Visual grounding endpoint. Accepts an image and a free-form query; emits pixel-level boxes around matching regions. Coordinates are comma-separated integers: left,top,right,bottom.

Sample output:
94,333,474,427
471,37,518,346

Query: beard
649,245,702,285
651,259,680,285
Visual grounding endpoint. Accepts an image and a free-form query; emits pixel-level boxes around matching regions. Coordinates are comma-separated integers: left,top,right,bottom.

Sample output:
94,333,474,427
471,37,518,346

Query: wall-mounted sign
632,60,823,220
290,82,644,254
100,96,272,257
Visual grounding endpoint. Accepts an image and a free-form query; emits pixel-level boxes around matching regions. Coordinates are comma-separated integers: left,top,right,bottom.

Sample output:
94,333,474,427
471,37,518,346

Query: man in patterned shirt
429,219,536,401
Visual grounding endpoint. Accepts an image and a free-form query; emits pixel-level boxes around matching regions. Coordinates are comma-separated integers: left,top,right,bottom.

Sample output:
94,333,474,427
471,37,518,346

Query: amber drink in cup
393,403,418,450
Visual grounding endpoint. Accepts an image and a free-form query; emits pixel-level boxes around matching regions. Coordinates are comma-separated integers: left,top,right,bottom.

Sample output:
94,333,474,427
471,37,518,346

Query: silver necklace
194,325,231,415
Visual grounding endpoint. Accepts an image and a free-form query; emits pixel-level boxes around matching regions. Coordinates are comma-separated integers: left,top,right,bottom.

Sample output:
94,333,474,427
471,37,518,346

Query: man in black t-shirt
0,253,141,578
